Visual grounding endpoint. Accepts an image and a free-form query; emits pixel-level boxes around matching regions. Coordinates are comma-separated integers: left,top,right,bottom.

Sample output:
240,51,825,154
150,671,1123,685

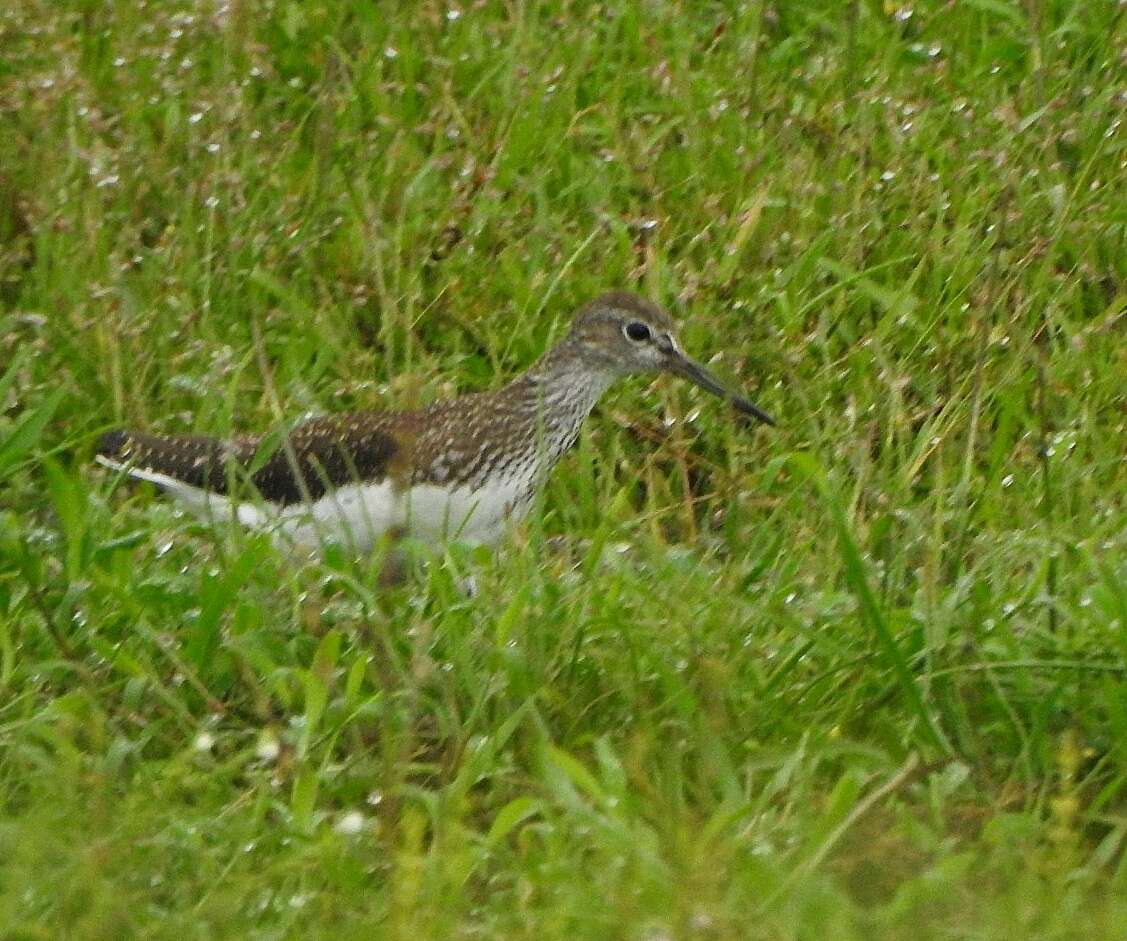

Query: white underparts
97,362,618,555
96,454,529,552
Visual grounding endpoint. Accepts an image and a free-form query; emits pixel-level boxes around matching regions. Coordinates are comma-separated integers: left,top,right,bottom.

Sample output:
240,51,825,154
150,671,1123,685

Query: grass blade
0,389,64,478
790,452,952,754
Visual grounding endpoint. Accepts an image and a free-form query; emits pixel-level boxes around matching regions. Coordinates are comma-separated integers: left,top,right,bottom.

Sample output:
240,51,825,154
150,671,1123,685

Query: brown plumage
96,291,773,550
97,420,401,505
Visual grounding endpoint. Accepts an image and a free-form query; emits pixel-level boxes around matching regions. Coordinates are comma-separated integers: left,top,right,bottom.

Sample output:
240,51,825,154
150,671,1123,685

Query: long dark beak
665,352,776,426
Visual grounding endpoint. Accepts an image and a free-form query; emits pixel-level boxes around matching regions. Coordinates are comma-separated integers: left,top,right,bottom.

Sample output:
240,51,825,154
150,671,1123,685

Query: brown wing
246,414,402,504
97,414,403,506
97,429,251,492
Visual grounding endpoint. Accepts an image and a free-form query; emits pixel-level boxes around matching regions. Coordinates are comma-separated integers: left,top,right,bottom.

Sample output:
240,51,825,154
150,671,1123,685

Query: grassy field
1,0,1125,937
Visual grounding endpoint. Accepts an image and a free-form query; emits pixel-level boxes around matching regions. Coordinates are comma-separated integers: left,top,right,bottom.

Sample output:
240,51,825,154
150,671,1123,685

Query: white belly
273,477,531,550
98,456,532,552
99,453,535,552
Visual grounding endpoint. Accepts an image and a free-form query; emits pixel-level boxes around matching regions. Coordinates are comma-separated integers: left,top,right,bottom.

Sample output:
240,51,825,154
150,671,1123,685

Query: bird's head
565,291,775,425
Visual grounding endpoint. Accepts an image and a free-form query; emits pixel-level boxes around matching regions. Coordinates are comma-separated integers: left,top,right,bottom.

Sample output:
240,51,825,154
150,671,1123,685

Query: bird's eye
624,321,651,342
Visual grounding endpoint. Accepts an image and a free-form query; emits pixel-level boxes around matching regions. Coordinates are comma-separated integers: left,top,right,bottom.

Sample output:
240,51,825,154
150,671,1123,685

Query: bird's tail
95,429,243,495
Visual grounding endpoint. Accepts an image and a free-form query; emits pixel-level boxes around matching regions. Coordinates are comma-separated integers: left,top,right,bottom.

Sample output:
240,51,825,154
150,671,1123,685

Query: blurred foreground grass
1,1,1125,937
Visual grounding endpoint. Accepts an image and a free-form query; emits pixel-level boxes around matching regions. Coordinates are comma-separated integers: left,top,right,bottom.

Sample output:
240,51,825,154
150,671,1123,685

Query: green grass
1,0,1125,936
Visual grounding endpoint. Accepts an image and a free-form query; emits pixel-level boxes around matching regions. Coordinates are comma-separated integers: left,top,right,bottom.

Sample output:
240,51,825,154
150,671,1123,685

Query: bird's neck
522,342,617,413
505,342,619,463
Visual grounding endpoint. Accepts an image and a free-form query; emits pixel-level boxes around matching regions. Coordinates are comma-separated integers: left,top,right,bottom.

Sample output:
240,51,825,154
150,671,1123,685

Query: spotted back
98,419,402,506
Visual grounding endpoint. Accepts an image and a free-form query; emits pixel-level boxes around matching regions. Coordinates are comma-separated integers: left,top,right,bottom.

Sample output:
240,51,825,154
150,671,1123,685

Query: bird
96,291,774,555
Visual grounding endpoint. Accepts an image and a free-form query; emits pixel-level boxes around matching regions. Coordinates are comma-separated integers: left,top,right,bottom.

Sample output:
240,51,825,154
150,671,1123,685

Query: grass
1,0,1125,936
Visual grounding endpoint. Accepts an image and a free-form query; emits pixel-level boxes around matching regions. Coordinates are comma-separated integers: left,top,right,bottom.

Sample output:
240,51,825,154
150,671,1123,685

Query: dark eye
624,321,651,342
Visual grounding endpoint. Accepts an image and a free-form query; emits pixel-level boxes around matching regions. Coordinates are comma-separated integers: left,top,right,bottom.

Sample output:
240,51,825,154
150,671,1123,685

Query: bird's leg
375,526,410,588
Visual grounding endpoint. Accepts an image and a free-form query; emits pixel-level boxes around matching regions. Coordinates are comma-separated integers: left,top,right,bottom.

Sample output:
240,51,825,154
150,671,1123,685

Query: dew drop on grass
256,734,279,762
334,811,365,836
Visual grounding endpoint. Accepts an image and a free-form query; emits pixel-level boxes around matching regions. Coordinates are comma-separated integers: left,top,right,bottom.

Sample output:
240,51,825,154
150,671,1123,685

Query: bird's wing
96,414,406,507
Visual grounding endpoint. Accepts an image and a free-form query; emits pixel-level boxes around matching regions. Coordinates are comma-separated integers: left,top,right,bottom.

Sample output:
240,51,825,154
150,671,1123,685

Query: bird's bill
665,353,776,426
